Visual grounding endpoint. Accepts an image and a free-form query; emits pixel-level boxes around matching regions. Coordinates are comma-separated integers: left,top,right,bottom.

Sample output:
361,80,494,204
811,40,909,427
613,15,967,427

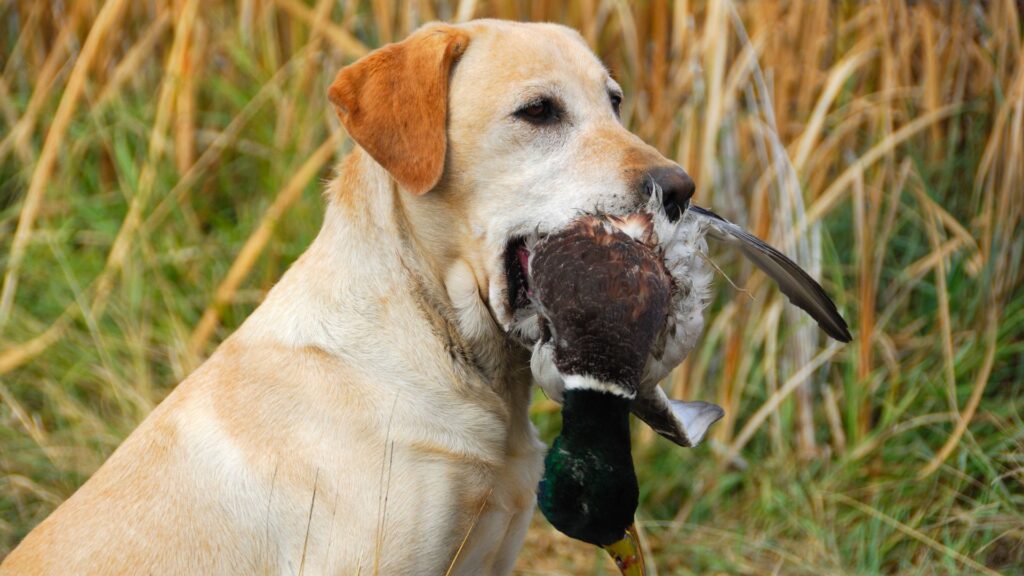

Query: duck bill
602,523,647,576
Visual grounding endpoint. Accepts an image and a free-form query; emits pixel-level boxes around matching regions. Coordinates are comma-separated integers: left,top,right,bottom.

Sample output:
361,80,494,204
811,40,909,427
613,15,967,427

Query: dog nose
646,165,695,221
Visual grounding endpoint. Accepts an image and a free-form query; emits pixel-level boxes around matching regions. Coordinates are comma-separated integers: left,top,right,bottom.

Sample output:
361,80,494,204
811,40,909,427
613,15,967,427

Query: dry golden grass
1,1,1022,573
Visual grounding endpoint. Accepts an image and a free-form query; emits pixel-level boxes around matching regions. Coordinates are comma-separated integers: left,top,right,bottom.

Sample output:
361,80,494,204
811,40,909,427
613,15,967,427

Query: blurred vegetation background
1,0,1022,573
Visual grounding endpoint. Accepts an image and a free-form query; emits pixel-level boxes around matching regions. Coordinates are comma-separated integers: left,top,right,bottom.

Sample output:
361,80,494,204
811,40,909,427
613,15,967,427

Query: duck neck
559,387,633,455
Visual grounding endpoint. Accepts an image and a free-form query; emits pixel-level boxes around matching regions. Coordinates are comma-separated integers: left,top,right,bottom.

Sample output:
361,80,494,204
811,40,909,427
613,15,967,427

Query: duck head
538,386,646,575
538,386,637,546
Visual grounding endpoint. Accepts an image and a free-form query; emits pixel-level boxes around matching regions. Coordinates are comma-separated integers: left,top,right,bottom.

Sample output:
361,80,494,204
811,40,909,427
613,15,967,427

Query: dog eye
515,98,561,125
609,92,623,116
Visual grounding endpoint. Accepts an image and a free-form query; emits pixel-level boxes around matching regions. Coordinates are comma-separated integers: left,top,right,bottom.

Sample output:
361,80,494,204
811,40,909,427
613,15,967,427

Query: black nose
646,165,695,221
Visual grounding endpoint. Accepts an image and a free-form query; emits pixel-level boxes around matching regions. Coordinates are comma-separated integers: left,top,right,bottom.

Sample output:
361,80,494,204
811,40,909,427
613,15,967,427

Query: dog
1,19,697,575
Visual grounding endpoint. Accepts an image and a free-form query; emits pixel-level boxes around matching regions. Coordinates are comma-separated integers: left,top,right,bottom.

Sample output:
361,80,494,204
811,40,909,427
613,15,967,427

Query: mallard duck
526,215,666,575
517,198,851,574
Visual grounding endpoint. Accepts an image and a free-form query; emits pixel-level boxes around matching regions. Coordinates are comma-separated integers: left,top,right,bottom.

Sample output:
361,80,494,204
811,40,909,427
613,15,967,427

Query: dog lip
503,236,532,316
516,244,532,296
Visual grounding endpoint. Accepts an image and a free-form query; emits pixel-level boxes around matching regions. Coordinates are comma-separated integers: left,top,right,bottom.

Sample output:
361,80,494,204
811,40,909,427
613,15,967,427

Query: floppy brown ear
328,25,470,195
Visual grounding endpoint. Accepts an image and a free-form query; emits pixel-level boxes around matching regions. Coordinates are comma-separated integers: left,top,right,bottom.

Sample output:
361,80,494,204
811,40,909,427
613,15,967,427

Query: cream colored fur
1,19,692,575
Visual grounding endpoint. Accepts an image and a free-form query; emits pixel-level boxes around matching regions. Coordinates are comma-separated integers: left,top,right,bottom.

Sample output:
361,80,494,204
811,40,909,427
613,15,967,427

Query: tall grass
1,1,1022,573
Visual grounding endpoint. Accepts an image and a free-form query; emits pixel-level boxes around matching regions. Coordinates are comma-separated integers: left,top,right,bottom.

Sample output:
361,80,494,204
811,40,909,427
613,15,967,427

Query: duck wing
689,205,852,343
631,386,724,447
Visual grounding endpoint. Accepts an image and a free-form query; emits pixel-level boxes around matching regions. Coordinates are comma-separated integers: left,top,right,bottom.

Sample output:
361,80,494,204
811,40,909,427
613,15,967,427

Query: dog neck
239,148,532,423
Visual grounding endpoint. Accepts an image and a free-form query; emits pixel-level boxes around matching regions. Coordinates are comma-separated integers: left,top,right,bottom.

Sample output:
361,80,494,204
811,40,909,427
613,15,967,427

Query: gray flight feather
689,205,852,343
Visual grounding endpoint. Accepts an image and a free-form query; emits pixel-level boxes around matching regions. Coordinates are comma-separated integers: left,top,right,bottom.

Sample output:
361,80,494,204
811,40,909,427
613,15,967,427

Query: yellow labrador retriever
1,20,696,575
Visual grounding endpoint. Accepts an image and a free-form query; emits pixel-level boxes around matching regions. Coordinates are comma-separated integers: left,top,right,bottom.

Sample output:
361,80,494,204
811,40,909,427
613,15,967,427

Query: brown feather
529,216,671,392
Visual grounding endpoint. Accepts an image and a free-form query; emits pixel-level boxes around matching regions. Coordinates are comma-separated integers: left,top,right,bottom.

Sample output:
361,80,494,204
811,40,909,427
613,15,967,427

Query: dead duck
514,195,851,448
527,215,667,575
518,197,851,573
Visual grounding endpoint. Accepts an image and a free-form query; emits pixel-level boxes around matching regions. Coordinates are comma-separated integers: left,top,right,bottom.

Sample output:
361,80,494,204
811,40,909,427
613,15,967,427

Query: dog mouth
504,236,533,315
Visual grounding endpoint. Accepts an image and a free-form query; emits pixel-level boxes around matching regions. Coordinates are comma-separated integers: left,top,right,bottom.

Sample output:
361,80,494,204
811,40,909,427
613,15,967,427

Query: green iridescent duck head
538,385,638,548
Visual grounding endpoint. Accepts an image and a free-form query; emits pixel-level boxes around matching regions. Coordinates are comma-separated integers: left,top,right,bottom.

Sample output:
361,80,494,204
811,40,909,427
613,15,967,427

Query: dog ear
328,25,470,195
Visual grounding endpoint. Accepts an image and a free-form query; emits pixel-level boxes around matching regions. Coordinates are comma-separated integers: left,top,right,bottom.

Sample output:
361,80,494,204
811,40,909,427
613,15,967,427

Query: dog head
329,20,694,343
